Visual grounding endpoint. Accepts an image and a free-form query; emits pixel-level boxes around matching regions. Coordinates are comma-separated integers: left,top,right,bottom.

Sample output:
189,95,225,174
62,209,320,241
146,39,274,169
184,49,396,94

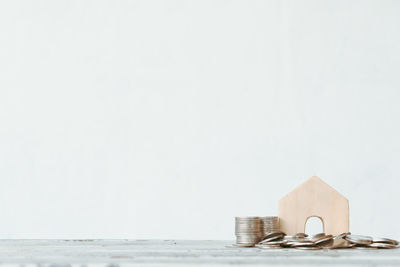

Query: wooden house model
278,176,349,235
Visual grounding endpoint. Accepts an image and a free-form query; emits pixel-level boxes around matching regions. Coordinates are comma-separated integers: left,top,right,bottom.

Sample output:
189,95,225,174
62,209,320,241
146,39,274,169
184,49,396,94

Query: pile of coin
260,217,280,236
246,232,399,250
235,217,263,247
234,216,398,250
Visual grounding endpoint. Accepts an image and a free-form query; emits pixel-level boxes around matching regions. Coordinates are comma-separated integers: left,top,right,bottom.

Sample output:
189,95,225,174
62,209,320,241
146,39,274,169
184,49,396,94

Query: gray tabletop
0,240,399,266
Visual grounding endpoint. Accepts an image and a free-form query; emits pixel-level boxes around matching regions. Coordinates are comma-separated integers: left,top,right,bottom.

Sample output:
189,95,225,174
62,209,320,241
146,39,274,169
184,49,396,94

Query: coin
293,233,308,238
353,245,376,250
263,231,285,239
373,238,399,246
284,233,309,241
329,237,355,249
235,217,263,246
286,240,315,247
310,233,326,240
369,243,397,249
233,216,399,250
295,246,322,250
284,236,307,242
345,235,373,245
259,240,287,246
260,232,285,243
236,238,260,244
336,232,351,239
232,243,256,248
257,244,283,249
314,235,333,246
260,217,280,236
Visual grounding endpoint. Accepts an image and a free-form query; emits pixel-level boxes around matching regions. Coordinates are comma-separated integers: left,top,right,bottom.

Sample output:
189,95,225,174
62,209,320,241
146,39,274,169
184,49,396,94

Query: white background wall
0,0,399,240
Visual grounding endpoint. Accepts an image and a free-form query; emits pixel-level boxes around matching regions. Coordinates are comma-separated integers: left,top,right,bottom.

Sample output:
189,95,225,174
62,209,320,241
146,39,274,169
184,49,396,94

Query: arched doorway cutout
304,216,324,235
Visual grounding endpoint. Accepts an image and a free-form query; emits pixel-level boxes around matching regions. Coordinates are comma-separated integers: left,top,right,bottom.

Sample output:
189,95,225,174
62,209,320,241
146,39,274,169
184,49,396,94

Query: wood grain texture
279,176,349,235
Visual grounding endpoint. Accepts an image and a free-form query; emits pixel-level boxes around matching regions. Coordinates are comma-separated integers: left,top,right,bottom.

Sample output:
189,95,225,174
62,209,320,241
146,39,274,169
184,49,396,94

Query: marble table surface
0,239,399,266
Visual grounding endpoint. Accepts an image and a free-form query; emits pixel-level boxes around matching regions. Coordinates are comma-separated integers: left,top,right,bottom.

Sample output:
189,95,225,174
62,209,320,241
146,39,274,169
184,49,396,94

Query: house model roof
278,176,349,235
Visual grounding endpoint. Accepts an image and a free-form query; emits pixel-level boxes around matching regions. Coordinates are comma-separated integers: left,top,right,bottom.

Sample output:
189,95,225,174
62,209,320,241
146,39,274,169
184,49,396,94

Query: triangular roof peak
280,176,345,201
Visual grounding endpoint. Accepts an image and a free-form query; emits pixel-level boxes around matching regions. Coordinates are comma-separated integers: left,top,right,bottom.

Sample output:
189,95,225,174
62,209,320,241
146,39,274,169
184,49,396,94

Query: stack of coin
235,217,263,247
260,216,280,237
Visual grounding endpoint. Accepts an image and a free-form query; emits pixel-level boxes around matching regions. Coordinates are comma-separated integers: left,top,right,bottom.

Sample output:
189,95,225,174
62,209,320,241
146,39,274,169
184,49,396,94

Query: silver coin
373,238,399,246
237,233,263,238
236,238,262,242
257,244,283,249
284,233,308,241
284,235,307,242
314,235,333,245
261,232,285,243
336,243,356,249
259,240,287,246
236,231,263,235
235,216,264,247
353,245,376,250
236,238,262,241
286,241,315,247
331,243,356,249
311,233,326,240
293,233,308,238
345,235,373,245
264,231,285,238
260,235,284,243
329,237,355,249
235,222,261,225
369,243,398,249
236,239,260,243
336,232,351,239
232,243,255,248
295,246,322,250
236,241,262,246
260,217,279,232
236,224,262,227
235,229,262,232
236,221,261,224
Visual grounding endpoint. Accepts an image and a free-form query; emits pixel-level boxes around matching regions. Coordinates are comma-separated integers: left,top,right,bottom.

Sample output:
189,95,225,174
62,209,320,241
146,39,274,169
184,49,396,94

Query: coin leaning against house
233,217,399,250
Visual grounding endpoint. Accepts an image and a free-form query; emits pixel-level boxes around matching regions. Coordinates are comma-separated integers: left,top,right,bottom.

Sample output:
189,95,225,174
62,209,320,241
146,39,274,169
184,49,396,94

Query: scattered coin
231,243,255,248
295,246,322,250
345,235,373,245
293,233,308,238
286,240,315,248
310,233,326,240
369,243,397,249
336,232,351,240
329,237,355,249
284,235,307,242
353,245,376,250
260,232,285,243
263,231,285,239
257,244,283,249
314,235,334,246
373,238,399,246
259,240,287,246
